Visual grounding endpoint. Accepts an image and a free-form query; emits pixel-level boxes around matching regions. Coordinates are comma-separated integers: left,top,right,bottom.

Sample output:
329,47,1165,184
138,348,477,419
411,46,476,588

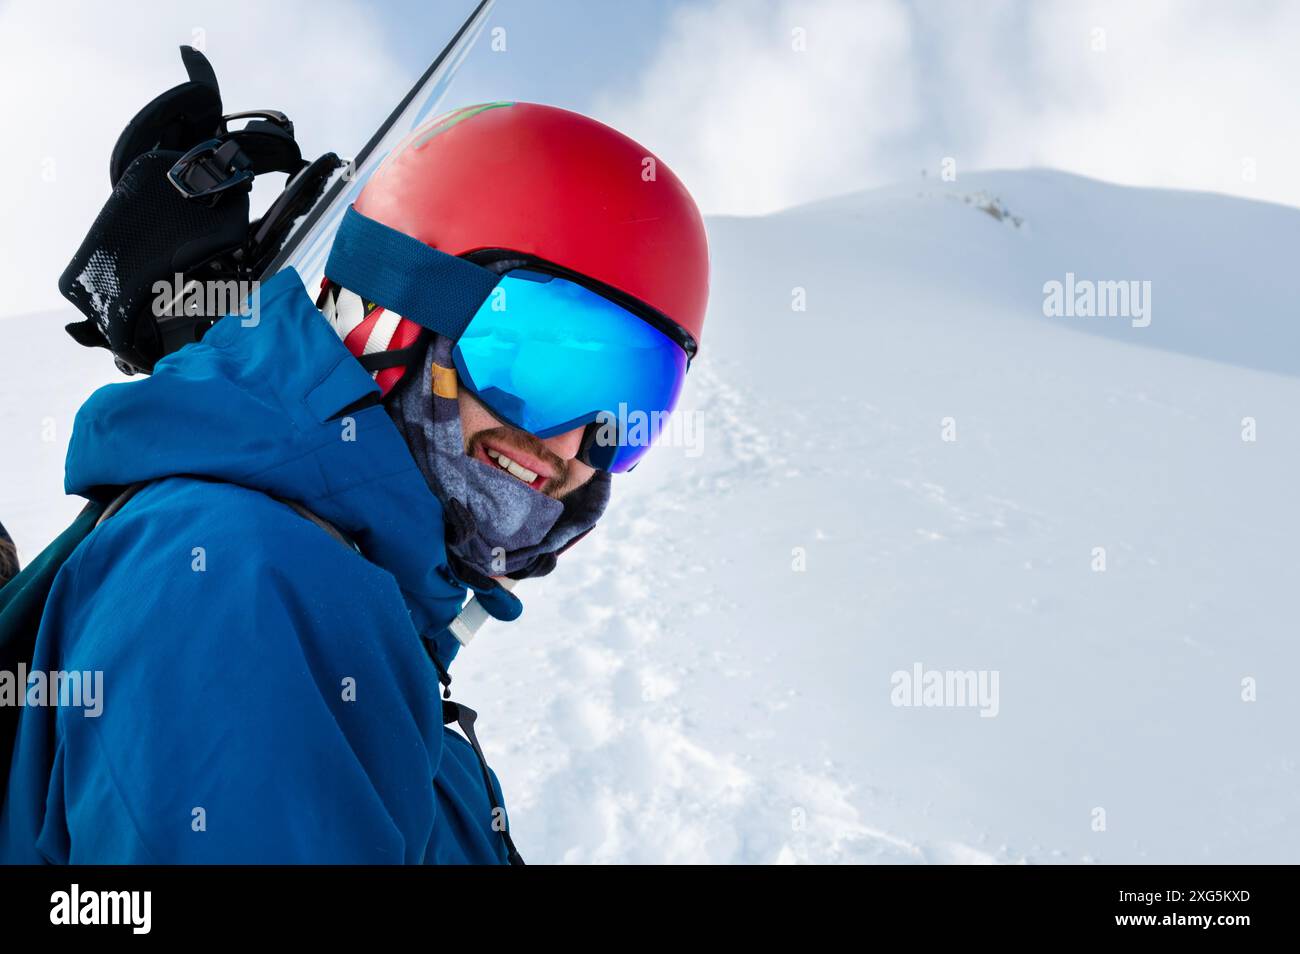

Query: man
0,103,708,863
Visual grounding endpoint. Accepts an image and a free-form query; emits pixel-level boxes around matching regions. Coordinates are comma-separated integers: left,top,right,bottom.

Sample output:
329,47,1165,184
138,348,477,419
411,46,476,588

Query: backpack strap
95,480,357,554
275,497,359,554
94,482,148,528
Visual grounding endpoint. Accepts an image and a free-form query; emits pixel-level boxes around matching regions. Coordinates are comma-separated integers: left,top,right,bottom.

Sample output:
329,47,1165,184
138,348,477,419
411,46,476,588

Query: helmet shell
353,102,709,349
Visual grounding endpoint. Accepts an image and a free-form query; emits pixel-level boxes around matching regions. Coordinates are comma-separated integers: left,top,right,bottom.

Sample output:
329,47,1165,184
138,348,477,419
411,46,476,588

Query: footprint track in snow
503,362,941,864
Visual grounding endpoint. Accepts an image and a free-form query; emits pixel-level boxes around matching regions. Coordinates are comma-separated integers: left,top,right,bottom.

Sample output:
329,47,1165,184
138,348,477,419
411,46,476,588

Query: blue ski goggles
323,207,693,473
453,267,689,473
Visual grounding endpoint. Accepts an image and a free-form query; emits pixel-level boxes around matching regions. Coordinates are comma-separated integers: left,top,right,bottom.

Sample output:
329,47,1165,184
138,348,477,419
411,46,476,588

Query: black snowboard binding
59,46,342,374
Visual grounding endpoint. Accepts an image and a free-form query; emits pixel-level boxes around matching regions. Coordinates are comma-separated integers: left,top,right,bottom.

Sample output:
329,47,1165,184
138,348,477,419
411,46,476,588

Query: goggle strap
324,206,499,341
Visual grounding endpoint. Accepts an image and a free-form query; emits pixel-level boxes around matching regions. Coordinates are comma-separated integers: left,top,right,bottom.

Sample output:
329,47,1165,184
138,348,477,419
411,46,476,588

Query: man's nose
541,425,586,461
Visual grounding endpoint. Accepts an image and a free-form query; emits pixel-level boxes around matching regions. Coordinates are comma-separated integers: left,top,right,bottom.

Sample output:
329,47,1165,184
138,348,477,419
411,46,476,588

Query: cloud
596,0,918,216
8,0,1300,303
967,0,1300,207
0,0,408,317
599,0,1300,216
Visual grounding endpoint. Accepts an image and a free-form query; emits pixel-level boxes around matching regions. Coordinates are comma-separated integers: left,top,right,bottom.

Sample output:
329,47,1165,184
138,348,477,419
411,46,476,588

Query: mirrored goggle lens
452,269,688,473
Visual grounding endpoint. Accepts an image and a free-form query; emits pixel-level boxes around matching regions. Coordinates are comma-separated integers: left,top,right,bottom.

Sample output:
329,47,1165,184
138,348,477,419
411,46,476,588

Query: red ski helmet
325,102,710,397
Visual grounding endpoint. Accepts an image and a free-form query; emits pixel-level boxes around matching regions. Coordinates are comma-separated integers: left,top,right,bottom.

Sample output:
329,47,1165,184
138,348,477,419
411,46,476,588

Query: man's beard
465,425,573,499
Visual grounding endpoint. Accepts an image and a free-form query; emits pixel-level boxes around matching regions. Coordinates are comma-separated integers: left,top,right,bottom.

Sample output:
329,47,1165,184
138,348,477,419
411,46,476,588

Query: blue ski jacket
0,269,521,864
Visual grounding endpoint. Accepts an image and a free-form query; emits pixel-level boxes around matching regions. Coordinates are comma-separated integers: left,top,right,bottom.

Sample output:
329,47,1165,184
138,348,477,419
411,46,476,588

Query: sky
2,0,1298,316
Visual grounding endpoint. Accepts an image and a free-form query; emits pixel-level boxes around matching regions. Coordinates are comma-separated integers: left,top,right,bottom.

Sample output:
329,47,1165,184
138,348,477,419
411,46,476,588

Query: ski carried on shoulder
261,0,496,289
260,0,508,644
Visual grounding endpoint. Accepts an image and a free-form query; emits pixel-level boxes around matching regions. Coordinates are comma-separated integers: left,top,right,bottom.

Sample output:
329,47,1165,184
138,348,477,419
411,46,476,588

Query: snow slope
2,169,1297,863
457,170,1300,864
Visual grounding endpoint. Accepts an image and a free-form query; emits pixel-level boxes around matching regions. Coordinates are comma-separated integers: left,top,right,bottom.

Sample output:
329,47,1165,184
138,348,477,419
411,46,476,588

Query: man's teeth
486,448,538,484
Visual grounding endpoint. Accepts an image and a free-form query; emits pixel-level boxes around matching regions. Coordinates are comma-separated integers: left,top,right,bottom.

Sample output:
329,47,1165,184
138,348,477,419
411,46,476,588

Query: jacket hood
64,268,474,643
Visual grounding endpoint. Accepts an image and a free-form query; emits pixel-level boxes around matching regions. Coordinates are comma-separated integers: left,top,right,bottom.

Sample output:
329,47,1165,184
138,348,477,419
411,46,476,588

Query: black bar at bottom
0,863,1279,939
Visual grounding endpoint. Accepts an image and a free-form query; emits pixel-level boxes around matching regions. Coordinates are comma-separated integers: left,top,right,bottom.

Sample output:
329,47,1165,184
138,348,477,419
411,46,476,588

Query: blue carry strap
324,206,500,340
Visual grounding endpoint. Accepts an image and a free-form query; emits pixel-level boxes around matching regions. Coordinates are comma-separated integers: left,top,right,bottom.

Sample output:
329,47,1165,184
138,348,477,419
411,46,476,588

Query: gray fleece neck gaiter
387,335,611,585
